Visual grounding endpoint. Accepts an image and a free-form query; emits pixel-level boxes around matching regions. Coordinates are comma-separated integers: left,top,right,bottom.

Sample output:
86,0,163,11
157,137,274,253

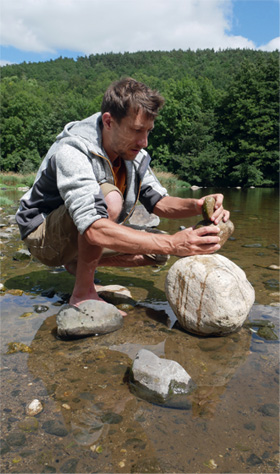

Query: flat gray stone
128,204,160,228
131,349,193,399
56,300,123,337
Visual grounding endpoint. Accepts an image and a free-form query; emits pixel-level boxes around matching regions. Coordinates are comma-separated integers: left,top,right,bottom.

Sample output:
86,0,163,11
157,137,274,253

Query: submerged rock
18,416,39,432
42,420,68,437
165,254,255,336
130,349,194,402
6,342,32,354
26,399,43,416
56,300,123,338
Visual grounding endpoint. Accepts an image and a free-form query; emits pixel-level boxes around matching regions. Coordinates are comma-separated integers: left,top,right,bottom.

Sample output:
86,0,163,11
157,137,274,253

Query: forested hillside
1,49,279,187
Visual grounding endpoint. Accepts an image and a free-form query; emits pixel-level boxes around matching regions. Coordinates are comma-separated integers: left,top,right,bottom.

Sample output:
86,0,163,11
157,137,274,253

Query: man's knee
105,190,123,222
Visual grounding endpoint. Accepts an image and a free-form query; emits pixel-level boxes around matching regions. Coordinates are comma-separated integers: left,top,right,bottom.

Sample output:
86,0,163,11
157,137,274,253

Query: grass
153,170,190,190
0,170,189,195
0,195,14,207
0,172,36,188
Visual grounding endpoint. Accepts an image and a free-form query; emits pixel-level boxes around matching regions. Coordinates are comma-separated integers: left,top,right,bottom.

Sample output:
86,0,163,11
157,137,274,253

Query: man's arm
85,217,221,257
153,194,230,224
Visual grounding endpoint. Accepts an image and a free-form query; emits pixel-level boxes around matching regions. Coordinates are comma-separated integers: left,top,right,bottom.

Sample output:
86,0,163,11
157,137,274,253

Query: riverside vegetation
1,49,279,188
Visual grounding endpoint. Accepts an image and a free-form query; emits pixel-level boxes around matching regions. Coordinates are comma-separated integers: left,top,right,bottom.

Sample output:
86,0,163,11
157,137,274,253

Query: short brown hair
101,77,164,122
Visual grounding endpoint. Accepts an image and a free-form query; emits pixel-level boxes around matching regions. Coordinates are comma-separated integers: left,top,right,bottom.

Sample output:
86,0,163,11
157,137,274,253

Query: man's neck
101,128,118,164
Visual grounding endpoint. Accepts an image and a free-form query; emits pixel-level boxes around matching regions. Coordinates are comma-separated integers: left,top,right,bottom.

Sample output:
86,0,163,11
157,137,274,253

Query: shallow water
0,187,279,473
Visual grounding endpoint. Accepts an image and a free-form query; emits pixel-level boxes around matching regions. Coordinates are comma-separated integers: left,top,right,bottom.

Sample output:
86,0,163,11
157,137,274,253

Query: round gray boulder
165,254,255,336
56,300,123,338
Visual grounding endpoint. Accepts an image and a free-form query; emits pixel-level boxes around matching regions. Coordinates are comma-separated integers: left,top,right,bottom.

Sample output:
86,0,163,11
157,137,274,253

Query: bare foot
69,293,127,317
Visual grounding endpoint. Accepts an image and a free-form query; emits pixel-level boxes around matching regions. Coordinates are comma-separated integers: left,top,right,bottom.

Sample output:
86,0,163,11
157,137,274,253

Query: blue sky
0,0,279,66
231,0,279,46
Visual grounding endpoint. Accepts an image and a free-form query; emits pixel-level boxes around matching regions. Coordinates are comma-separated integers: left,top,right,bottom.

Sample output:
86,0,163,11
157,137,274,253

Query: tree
216,56,279,186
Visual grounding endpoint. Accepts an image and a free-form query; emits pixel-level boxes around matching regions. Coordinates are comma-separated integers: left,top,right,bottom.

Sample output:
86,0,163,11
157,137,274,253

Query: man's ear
102,112,113,130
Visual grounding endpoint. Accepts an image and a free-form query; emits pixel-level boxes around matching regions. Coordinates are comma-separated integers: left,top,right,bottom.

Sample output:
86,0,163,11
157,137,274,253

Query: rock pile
194,196,234,247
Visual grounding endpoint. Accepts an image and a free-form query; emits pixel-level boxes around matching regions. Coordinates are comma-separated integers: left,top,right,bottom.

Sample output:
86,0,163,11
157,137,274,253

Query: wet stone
42,420,68,437
130,349,193,401
125,437,147,450
257,326,278,340
6,431,26,446
198,339,226,352
131,457,162,473
60,458,78,473
41,466,56,473
41,287,56,298
20,449,34,458
101,412,123,424
79,392,95,401
264,279,279,290
258,403,278,417
261,421,275,433
6,342,32,354
247,453,263,466
12,249,31,261
0,439,10,455
18,416,39,432
242,243,263,248
33,305,49,313
56,300,123,338
244,422,256,430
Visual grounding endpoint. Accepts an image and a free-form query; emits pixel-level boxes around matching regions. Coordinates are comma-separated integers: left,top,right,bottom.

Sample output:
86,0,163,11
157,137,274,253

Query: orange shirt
112,157,127,195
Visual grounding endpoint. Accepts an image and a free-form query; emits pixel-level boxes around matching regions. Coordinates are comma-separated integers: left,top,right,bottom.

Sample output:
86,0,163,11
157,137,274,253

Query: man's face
102,108,154,162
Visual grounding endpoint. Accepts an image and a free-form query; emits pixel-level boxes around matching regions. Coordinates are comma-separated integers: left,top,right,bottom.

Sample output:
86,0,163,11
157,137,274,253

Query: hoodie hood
56,112,104,156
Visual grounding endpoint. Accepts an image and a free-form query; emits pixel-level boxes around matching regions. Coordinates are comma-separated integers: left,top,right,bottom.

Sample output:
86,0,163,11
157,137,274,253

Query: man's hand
170,225,221,257
197,194,230,225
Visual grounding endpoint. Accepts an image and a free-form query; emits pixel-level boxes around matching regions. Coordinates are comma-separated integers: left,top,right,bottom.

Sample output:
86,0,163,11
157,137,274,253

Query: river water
0,187,279,474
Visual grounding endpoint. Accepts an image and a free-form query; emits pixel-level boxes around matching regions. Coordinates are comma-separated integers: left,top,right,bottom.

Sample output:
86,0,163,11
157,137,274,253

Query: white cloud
258,37,280,52
0,0,261,55
0,59,14,67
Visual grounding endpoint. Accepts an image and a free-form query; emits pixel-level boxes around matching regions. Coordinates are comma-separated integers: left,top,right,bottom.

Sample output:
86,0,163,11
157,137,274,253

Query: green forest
1,49,279,187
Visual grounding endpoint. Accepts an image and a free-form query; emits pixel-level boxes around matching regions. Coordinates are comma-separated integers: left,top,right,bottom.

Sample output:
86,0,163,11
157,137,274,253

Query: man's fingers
193,225,220,236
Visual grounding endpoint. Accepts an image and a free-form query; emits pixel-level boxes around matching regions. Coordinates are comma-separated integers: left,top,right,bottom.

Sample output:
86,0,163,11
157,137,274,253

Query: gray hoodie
16,112,168,240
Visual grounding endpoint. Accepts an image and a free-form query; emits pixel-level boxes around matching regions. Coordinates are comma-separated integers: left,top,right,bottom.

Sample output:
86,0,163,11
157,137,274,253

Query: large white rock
165,254,255,336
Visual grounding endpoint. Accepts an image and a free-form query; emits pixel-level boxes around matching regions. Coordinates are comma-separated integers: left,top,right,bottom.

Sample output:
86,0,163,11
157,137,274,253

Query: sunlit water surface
0,187,279,473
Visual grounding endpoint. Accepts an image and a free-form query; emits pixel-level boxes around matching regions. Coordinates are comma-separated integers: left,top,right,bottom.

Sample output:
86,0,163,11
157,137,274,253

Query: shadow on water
0,187,279,473
4,268,168,304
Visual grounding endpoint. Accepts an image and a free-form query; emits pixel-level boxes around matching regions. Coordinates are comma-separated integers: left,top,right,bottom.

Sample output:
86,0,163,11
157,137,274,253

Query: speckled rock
165,254,255,336
56,300,123,338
